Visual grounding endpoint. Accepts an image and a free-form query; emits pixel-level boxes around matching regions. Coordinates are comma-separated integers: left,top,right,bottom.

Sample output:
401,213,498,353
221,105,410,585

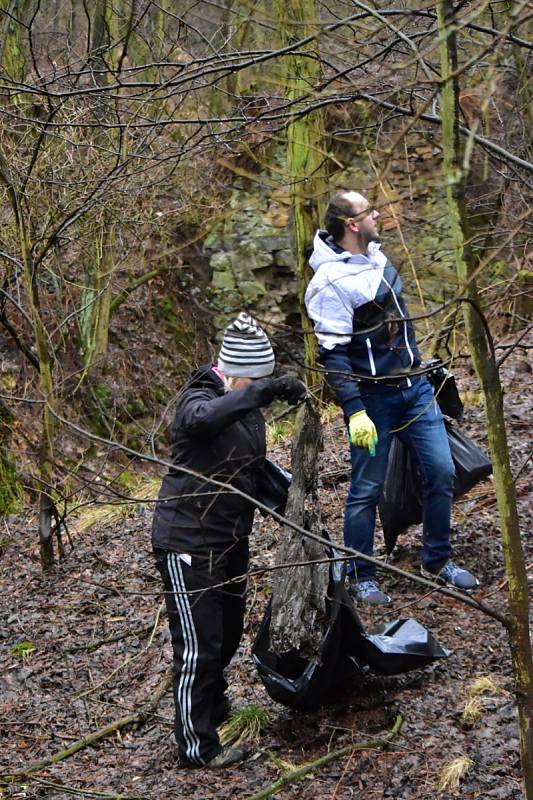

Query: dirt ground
1,352,531,800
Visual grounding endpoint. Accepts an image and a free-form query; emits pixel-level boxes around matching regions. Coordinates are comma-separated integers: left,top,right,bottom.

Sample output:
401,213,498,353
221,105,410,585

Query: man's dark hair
324,191,356,242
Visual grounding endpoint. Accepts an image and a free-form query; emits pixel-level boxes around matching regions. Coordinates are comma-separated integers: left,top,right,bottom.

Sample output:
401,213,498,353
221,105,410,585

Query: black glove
271,375,307,405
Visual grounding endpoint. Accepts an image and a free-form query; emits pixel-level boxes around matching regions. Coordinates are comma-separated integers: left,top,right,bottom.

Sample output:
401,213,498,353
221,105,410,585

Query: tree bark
437,4,533,797
270,399,329,656
0,0,28,83
275,0,326,389
0,150,57,569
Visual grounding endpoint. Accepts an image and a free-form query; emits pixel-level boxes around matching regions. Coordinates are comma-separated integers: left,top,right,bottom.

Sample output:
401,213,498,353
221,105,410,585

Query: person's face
348,200,380,247
228,376,255,390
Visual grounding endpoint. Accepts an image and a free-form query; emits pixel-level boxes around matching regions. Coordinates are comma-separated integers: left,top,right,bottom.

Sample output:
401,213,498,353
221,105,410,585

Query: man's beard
362,230,381,248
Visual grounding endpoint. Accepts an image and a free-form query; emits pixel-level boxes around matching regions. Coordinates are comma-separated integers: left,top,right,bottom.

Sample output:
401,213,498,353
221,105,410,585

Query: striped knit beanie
217,312,275,378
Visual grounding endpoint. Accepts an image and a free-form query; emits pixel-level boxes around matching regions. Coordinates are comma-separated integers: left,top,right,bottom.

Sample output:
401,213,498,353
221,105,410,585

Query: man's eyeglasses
343,206,376,225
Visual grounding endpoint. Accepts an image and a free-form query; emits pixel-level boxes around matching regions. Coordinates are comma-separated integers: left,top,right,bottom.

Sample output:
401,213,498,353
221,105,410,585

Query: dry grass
70,477,160,534
460,697,484,726
438,756,475,793
268,751,302,773
467,675,505,696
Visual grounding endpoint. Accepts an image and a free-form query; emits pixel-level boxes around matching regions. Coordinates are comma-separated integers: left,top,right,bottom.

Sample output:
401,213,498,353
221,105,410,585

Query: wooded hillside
0,2,531,798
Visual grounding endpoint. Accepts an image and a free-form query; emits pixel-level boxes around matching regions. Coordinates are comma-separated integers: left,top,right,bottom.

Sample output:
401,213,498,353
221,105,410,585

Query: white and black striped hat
217,312,275,378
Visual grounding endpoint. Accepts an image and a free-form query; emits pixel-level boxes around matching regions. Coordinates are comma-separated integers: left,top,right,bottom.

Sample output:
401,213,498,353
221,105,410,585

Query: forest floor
0,348,531,800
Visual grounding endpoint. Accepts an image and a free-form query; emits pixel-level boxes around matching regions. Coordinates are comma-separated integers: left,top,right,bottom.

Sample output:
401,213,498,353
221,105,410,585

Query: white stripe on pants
167,552,203,765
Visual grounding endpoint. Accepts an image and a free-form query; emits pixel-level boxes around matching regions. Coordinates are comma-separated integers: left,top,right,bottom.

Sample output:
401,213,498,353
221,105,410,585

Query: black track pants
154,539,248,765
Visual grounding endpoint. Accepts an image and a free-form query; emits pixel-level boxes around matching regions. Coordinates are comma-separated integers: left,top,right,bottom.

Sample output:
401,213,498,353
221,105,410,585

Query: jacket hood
309,230,386,273
309,231,350,273
181,364,224,394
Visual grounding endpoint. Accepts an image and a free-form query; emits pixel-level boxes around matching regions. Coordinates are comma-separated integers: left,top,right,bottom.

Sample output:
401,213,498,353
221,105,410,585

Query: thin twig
74,602,165,700
47,406,510,627
246,713,403,800
2,669,172,779
26,778,145,800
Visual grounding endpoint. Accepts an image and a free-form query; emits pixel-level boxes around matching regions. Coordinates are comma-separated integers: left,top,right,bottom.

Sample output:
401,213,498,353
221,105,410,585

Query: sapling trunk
437,3,533,795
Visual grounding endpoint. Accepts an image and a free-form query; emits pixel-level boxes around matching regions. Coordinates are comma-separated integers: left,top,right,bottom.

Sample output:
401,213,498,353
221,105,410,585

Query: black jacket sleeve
175,378,276,438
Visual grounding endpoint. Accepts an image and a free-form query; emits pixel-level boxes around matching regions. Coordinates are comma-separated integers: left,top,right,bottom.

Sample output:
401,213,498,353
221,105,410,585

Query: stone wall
203,180,299,331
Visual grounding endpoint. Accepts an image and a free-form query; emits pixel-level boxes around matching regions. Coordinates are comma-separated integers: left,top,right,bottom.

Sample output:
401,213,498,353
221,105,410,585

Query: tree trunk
275,0,326,389
0,398,22,517
437,4,533,796
80,214,115,367
0,149,57,569
270,399,329,656
78,1,117,369
0,0,28,83
503,0,533,328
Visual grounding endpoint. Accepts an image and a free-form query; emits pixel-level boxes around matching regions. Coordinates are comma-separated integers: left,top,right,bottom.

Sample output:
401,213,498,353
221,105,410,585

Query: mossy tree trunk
0,399,22,517
0,0,28,82
275,0,326,389
79,0,120,371
0,4,57,566
437,4,533,796
502,0,532,328
0,152,57,569
79,212,116,368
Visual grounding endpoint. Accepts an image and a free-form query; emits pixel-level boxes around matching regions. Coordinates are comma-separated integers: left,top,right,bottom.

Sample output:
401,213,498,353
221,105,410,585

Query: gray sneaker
421,560,479,591
349,578,391,606
207,745,248,769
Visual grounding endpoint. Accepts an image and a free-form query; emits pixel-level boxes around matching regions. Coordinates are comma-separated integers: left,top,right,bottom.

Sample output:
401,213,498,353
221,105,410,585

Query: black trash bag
425,360,464,421
342,609,450,676
379,420,493,553
255,459,291,516
377,436,421,549
448,424,493,496
252,556,367,711
253,549,449,710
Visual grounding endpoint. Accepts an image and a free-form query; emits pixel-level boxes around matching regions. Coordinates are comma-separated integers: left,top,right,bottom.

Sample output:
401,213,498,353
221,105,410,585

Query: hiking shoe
207,745,248,769
349,578,391,606
421,560,479,591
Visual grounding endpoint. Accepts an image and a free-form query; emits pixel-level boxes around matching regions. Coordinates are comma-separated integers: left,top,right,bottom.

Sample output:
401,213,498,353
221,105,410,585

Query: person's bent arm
177,376,305,438
177,380,276,437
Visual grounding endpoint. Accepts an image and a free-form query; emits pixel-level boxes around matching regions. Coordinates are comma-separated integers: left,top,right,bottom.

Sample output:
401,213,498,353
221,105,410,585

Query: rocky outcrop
204,181,299,330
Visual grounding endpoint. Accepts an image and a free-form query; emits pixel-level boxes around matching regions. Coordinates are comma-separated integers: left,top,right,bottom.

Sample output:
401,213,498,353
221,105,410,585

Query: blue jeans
344,378,455,581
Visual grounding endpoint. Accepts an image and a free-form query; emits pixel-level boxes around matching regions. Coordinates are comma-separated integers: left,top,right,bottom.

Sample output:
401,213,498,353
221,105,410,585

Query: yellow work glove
348,410,378,457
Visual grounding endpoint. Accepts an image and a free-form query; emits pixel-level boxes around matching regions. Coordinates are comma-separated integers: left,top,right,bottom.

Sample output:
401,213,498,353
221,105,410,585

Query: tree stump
270,398,330,657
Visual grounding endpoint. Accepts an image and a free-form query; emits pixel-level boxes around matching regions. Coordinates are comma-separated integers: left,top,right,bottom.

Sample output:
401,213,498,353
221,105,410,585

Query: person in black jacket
305,190,479,605
152,312,305,769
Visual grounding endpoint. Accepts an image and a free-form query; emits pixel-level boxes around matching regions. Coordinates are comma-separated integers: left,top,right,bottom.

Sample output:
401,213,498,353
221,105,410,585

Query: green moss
10,641,36,659
126,397,148,417
0,458,23,518
153,298,191,348
93,384,112,402
114,469,136,489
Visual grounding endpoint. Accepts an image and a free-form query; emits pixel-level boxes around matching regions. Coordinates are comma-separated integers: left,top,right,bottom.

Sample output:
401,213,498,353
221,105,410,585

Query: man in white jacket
305,190,478,605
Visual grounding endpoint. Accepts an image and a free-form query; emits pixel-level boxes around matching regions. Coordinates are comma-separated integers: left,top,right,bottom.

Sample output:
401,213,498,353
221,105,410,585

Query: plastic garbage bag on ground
379,420,493,553
252,558,366,711
342,610,450,676
252,550,449,710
